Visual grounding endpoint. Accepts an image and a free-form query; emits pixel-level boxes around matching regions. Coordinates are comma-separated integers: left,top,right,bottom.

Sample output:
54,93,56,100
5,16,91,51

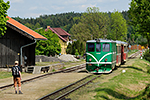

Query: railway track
128,51,140,59
37,51,142,100
0,63,86,90
38,74,101,100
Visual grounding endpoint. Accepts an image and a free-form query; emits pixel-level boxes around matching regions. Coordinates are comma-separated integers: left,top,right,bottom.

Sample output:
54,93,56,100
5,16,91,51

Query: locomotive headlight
105,58,108,62
89,59,92,62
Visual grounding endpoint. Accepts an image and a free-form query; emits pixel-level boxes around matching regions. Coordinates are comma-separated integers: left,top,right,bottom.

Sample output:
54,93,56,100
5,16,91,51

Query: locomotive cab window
96,43,101,52
103,43,110,52
88,43,95,52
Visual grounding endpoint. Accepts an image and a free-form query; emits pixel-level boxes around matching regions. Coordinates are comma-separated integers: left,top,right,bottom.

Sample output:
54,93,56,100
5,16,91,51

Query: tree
108,11,127,41
66,40,85,56
35,29,61,56
25,23,34,29
128,0,150,51
34,22,41,29
0,0,10,37
66,42,72,54
70,7,110,43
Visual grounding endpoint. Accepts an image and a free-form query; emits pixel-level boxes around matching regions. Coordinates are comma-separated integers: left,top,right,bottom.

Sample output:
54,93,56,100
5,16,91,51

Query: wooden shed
0,16,47,68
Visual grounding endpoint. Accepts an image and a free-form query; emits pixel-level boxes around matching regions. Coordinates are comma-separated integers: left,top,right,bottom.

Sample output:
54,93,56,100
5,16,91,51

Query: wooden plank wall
0,26,35,68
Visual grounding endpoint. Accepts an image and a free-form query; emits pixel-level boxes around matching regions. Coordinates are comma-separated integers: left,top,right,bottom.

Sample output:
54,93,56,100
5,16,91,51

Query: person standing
12,61,23,94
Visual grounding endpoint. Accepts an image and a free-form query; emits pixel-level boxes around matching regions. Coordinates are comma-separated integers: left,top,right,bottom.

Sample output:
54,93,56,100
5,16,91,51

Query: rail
128,51,140,59
0,63,86,90
38,75,101,100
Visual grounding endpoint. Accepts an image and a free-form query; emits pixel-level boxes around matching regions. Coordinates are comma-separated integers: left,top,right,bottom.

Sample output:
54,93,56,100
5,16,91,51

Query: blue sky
4,0,131,18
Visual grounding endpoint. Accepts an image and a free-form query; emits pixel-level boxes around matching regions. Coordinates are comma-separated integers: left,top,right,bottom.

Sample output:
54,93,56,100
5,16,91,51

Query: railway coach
116,41,128,66
86,39,128,73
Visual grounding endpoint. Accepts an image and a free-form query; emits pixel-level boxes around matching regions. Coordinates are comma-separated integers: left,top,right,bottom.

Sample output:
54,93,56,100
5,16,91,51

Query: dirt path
0,73,89,100
0,73,43,87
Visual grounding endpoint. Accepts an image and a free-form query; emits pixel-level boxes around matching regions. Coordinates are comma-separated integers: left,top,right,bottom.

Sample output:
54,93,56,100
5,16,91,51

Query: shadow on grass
119,66,146,73
98,95,112,100
95,84,150,100
95,88,130,99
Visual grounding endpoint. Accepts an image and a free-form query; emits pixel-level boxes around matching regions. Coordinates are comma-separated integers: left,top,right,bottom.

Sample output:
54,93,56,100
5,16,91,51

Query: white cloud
6,0,130,18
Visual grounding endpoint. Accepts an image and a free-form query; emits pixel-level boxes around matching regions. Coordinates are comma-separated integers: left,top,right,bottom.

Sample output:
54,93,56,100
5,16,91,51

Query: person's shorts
13,77,21,87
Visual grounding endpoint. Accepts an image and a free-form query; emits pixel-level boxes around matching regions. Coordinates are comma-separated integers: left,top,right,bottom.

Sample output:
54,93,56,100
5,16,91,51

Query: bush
143,49,150,62
147,65,150,74
139,84,150,99
147,69,150,74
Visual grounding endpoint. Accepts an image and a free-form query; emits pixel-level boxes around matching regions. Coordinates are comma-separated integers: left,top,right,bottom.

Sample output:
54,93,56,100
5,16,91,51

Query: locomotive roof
86,39,128,45
86,39,116,43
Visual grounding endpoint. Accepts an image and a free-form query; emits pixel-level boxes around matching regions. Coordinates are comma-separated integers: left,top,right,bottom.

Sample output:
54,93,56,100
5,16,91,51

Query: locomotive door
121,44,124,63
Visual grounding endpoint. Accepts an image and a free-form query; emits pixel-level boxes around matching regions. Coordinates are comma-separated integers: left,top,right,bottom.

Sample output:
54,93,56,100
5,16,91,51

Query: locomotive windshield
103,43,110,52
88,43,95,52
96,44,101,52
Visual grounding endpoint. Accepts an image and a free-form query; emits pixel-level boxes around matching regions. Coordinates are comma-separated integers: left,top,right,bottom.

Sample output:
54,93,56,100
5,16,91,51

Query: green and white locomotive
86,39,117,73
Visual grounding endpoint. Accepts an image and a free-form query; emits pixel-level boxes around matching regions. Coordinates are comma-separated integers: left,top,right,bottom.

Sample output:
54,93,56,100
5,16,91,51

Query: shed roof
6,16,47,40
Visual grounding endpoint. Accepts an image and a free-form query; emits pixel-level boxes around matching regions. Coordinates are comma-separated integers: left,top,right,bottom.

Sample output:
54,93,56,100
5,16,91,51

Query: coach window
124,46,127,52
96,44,101,52
88,43,95,52
119,46,121,53
117,46,120,53
103,43,110,52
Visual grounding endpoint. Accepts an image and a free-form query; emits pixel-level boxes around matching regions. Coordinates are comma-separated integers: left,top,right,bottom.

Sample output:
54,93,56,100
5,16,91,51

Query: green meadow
67,58,150,100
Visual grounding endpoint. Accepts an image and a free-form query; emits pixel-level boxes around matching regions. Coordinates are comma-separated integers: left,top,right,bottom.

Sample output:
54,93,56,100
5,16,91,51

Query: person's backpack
12,66,20,76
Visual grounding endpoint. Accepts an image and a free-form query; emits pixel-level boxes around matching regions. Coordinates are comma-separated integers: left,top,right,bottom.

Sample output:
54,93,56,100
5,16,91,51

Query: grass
67,58,150,100
0,71,26,79
93,59,150,100
0,71,12,79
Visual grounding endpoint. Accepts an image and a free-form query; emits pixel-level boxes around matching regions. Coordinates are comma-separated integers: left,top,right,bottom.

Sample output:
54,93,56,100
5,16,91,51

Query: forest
11,7,148,56
13,12,82,33
12,9,145,46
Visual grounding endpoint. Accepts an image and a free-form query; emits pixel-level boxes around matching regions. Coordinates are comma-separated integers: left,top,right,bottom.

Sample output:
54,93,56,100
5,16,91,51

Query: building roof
46,27,70,42
6,16,47,40
52,28,70,36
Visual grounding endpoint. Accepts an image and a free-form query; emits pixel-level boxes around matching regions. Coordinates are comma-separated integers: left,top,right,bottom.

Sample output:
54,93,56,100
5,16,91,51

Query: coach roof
115,40,128,45
86,39,116,43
